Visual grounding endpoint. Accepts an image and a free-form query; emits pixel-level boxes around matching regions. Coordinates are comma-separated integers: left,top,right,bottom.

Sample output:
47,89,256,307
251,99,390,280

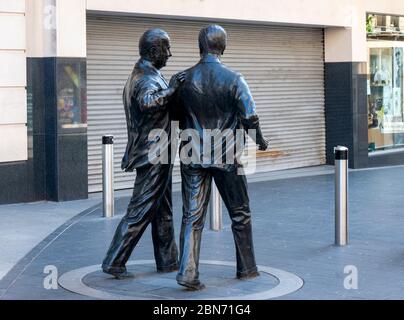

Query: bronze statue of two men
102,25,269,291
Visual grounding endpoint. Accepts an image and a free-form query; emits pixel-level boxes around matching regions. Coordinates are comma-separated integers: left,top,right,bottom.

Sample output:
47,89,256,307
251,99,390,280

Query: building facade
1,0,404,204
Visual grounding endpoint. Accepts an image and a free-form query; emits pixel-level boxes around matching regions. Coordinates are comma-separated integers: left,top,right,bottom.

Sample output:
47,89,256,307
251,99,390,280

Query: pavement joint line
0,202,102,299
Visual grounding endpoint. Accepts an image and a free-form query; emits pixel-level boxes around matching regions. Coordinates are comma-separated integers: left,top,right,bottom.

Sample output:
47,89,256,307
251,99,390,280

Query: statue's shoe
102,265,134,280
110,270,135,280
157,263,179,273
237,270,260,280
176,275,206,291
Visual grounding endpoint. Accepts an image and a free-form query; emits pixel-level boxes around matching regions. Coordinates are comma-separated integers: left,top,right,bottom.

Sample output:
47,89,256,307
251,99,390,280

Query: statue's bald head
198,25,227,56
139,28,171,69
139,28,169,57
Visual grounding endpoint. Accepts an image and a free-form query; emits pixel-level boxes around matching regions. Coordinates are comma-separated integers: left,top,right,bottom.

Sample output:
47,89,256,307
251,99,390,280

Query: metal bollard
102,135,114,218
209,181,222,231
334,146,348,246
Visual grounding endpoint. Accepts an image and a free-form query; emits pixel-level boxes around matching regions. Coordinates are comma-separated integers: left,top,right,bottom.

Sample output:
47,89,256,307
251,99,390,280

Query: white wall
26,0,86,58
56,0,86,57
87,0,353,28
0,0,27,163
0,88,26,124
325,0,367,63
26,0,56,57
366,0,404,16
0,0,25,12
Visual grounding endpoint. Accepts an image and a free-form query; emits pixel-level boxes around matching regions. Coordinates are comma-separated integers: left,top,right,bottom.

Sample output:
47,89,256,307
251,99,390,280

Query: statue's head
139,29,171,69
198,25,227,56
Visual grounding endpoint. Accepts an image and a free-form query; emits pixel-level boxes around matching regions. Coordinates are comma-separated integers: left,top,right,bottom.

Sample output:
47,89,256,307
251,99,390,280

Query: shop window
367,14,404,152
367,13,404,40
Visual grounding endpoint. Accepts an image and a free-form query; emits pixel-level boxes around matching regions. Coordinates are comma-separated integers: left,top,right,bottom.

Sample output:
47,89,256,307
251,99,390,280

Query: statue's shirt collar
139,58,163,77
200,54,221,64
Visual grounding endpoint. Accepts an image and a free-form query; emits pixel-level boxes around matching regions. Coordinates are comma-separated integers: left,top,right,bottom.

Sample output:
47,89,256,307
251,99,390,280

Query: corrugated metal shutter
87,15,325,193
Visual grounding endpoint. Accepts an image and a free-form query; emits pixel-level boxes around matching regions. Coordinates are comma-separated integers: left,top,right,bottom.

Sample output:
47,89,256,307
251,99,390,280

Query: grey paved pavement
1,165,404,299
0,199,100,281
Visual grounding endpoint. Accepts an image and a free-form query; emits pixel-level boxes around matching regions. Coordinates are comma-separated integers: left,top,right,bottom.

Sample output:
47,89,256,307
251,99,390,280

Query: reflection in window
57,61,87,132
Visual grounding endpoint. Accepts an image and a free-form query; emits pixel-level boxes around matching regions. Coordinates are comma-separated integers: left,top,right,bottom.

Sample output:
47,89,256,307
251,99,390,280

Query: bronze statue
171,25,269,290
102,29,184,279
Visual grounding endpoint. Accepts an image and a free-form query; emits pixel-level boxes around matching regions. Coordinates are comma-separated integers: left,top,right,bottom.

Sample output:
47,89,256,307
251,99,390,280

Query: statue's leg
176,165,212,290
102,164,169,276
212,169,259,280
151,169,179,273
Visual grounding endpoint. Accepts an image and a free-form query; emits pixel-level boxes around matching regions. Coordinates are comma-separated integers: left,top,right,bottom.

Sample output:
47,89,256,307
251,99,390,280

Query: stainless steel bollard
334,146,348,246
102,135,114,218
209,181,222,231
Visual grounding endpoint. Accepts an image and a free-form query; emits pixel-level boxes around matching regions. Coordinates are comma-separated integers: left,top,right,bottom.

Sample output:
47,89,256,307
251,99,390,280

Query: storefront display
368,43,404,151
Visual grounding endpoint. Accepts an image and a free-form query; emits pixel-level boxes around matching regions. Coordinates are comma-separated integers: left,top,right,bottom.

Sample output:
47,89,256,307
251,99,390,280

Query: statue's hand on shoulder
170,72,186,90
258,138,269,151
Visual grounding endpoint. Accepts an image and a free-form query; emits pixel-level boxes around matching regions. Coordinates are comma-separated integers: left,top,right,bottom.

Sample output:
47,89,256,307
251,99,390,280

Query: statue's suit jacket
171,54,265,171
121,58,172,171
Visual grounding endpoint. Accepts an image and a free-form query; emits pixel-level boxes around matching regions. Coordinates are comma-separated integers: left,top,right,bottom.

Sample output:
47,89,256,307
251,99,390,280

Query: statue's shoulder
131,66,160,87
216,63,240,80
133,60,158,79
181,65,197,75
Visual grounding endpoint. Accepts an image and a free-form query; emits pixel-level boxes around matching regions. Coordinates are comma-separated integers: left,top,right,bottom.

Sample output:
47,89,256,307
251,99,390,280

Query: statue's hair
198,25,227,55
139,29,169,58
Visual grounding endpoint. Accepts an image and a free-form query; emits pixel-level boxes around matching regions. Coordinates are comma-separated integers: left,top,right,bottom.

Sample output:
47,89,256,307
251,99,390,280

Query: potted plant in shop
377,106,386,130
367,15,375,34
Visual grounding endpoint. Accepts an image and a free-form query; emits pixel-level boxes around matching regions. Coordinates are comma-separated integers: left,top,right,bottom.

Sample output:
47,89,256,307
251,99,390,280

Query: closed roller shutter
87,15,325,193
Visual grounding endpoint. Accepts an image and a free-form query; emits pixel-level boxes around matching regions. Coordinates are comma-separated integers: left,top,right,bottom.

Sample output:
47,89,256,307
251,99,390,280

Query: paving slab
0,198,100,281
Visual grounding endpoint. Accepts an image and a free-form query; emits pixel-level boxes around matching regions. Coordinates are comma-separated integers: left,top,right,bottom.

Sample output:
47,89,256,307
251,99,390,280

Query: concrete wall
0,0,27,163
86,0,353,27
56,0,86,58
26,0,86,58
26,0,55,57
366,0,404,16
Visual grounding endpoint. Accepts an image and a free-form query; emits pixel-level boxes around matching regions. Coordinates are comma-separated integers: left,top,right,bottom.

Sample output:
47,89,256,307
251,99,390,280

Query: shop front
366,13,404,166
